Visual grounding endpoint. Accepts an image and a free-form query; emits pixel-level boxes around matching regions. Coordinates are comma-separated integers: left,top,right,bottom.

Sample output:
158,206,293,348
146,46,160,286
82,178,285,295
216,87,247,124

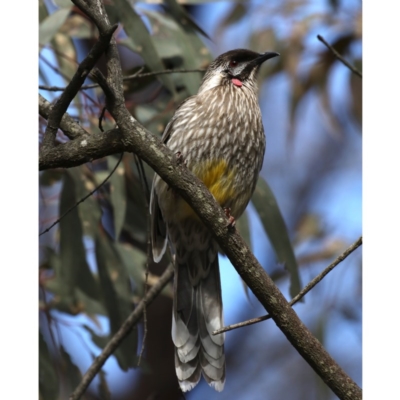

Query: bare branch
68,265,174,400
39,68,205,92
317,34,362,78
39,94,89,140
39,153,123,237
213,236,362,335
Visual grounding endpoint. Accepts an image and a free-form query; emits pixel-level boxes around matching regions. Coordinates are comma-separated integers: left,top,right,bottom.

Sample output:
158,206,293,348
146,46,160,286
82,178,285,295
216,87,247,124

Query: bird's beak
254,51,280,66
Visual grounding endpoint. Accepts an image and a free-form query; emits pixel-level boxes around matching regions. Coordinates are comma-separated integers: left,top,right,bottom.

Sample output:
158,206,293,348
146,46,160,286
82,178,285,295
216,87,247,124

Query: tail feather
173,253,226,392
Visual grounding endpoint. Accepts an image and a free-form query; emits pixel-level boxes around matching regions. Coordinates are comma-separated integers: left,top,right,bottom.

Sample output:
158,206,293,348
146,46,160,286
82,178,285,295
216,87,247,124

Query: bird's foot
224,207,236,229
175,151,187,166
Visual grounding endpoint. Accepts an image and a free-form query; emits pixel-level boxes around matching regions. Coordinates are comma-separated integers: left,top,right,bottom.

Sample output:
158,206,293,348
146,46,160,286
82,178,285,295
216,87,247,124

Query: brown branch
39,153,123,237
40,2,362,399
39,94,89,140
317,34,362,78
213,236,363,335
68,264,174,400
39,68,205,92
42,23,118,148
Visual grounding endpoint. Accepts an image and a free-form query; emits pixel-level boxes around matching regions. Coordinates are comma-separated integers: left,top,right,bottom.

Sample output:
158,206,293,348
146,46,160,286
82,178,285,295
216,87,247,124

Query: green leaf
39,0,48,24
113,0,177,95
252,177,301,298
39,330,59,400
122,169,148,244
39,7,72,47
60,345,82,391
83,325,110,350
95,231,139,370
108,156,127,241
236,209,251,248
142,8,208,95
68,167,102,237
115,243,146,297
164,0,210,39
59,172,100,301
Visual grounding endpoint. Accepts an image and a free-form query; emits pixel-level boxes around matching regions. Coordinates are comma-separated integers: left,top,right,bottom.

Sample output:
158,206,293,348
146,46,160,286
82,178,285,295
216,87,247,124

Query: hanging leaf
115,242,147,297
108,155,127,241
39,7,72,47
113,0,177,96
83,325,110,350
164,0,210,39
122,169,148,244
95,230,139,370
68,167,102,238
39,330,59,400
60,345,83,392
235,209,251,248
142,7,208,95
252,177,301,299
59,172,100,302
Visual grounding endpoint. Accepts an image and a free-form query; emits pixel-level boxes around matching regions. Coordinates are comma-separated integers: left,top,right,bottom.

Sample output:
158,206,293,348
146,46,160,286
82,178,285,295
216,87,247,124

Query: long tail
172,252,226,392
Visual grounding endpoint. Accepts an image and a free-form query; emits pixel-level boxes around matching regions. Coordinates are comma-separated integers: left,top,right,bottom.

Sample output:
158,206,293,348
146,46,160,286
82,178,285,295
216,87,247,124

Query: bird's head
199,49,279,93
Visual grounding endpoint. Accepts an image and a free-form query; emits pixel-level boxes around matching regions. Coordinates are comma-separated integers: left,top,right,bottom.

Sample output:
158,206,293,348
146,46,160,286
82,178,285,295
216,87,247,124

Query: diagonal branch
39,94,89,140
317,34,362,78
68,264,174,400
213,236,362,335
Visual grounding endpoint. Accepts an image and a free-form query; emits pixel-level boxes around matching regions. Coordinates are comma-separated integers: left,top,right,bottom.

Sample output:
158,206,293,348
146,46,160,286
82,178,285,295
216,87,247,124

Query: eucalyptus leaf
142,8,207,95
108,156,127,241
95,231,138,370
83,325,110,350
60,172,100,301
115,243,147,297
113,0,177,95
60,345,82,391
39,330,59,400
252,177,301,298
68,167,102,237
39,7,72,47
235,209,251,248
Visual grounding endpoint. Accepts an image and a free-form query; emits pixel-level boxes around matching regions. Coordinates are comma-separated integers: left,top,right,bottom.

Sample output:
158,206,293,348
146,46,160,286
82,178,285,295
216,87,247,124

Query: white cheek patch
198,72,224,94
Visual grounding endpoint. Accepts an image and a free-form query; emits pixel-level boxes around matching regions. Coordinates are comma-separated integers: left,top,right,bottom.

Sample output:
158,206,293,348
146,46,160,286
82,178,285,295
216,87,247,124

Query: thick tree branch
39,94,89,140
213,236,362,335
40,2,362,399
69,265,174,400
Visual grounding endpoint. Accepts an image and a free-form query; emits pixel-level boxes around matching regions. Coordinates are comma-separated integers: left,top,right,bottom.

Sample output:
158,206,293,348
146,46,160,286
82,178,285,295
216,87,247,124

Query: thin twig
135,153,151,367
39,68,205,92
317,34,362,78
69,264,174,400
213,236,362,335
39,153,123,237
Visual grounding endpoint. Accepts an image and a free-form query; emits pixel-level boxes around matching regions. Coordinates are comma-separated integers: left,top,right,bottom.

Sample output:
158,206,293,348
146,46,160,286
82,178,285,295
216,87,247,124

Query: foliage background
39,0,362,399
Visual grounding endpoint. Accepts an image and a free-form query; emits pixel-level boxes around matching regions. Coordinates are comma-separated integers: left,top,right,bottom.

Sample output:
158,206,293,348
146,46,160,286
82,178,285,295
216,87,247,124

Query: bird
150,49,279,392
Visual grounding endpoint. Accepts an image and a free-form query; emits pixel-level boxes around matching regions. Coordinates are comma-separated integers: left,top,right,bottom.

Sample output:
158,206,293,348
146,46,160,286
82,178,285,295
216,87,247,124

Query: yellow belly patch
179,159,236,219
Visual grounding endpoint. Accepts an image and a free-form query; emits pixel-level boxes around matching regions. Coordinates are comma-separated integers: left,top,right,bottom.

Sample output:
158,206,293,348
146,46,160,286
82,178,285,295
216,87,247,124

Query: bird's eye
229,60,238,67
